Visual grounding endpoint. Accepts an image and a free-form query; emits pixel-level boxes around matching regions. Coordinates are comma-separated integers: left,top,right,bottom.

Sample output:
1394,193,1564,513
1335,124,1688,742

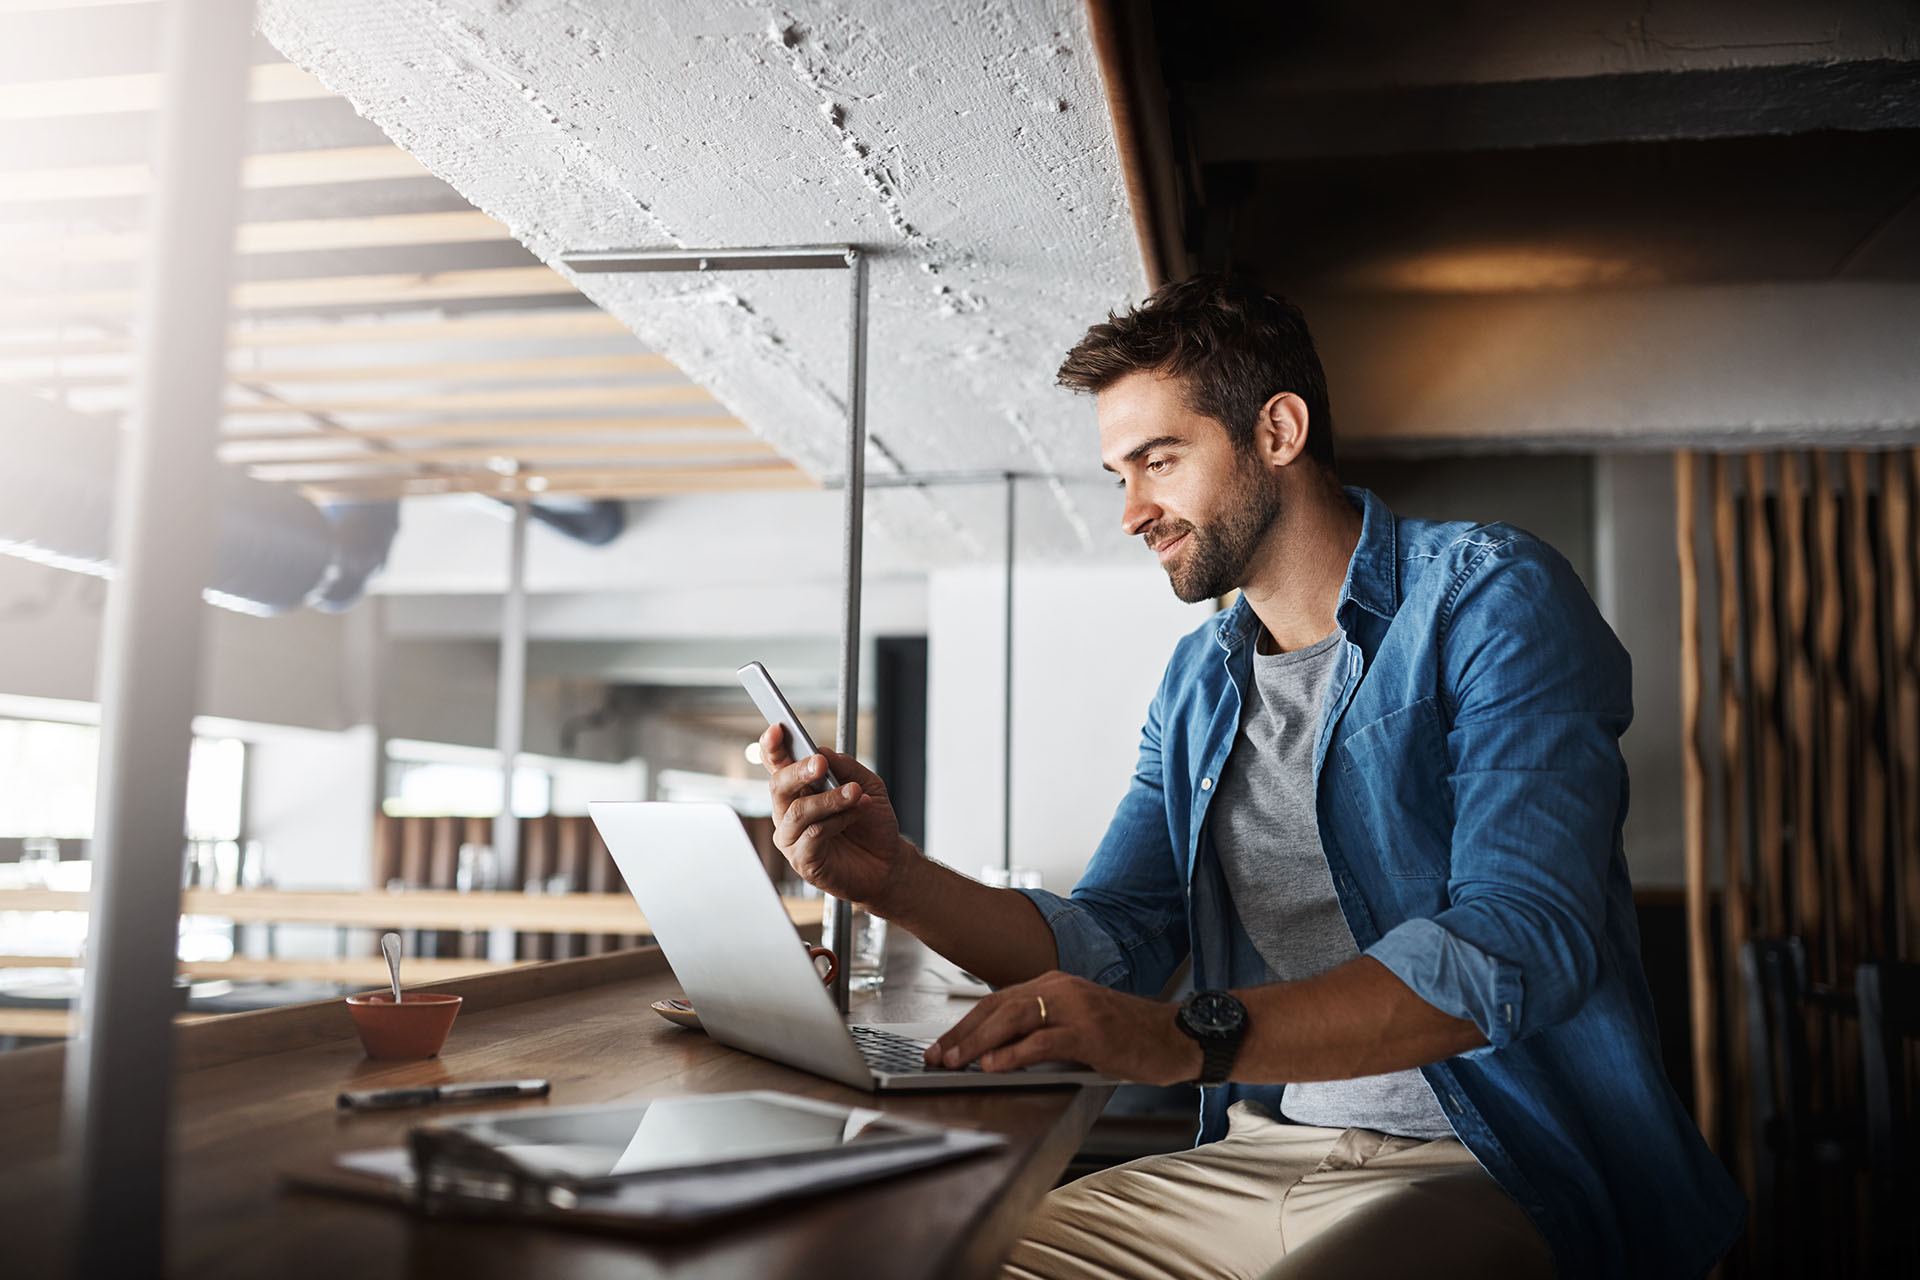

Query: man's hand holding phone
741,660,1058,988
760,724,921,915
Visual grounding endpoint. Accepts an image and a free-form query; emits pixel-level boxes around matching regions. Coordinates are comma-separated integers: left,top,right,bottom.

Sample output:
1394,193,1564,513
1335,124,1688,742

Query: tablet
412,1090,944,1190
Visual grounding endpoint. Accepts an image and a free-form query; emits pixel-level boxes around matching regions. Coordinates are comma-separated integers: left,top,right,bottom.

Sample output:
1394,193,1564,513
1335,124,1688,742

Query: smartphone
737,661,840,794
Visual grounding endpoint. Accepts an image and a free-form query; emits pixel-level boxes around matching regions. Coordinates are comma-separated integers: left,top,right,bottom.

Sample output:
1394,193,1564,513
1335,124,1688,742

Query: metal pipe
490,499,530,962
822,468,1055,490
61,3,255,1275
828,248,869,1015
548,240,871,1010
1002,473,1016,874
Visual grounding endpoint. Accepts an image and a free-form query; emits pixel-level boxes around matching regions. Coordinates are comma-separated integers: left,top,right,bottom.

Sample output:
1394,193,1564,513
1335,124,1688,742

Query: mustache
1144,520,1195,552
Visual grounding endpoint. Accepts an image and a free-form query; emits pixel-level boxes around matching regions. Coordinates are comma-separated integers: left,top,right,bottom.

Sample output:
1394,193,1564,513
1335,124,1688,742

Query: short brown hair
1056,275,1335,468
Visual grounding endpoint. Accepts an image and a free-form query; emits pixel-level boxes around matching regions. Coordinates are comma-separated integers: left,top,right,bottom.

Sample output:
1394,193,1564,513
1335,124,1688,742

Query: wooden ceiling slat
218,416,747,444
9,353,675,388
0,146,430,205
1,211,514,265
1,264,579,321
0,310,630,357
299,464,816,502
0,62,331,122
225,311,629,347
231,353,676,384
227,439,783,469
0,0,140,11
222,384,715,417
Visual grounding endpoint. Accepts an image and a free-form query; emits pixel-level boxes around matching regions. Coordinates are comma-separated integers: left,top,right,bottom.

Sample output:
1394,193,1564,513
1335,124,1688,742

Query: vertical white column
61,2,256,1276
490,499,529,961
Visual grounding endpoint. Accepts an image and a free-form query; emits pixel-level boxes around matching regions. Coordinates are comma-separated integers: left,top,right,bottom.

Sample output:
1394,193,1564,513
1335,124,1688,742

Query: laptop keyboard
850,1025,983,1075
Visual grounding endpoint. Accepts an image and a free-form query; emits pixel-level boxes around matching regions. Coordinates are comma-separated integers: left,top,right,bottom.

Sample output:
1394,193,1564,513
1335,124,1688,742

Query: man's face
1097,371,1281,603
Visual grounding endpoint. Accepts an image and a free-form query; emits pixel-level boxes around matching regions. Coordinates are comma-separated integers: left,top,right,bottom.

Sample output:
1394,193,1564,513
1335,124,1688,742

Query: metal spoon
381,932,404,1003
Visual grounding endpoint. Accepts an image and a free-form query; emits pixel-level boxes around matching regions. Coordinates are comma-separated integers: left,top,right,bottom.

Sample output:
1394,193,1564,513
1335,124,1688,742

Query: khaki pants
1002,1100,1555,1280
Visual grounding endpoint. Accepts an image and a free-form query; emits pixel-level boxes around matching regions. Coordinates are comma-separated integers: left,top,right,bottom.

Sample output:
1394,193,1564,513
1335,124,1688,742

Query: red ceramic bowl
345,991,462,1059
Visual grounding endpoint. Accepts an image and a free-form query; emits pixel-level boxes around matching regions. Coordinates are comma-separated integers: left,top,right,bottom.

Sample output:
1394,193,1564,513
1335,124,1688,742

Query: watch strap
1177,990,1248,1086
1196,1035,1238,1085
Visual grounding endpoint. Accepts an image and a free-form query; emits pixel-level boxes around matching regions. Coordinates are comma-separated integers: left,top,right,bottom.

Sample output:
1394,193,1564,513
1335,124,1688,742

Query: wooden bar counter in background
0,928,1113,1280
0,885,784,935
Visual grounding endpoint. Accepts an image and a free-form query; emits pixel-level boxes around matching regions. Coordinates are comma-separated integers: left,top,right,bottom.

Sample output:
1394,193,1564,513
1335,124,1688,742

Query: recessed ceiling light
1335,246,1663,293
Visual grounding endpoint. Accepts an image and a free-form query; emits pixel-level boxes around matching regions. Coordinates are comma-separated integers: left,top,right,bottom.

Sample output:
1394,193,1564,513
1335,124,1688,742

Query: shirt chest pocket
1332,696,1454,879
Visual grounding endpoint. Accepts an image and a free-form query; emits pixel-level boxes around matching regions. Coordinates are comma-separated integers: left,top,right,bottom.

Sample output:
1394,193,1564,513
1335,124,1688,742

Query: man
760,276,1744,1279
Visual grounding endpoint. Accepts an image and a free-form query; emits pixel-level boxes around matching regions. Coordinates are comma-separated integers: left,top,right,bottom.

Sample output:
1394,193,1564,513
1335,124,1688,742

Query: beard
1147,462,1283,603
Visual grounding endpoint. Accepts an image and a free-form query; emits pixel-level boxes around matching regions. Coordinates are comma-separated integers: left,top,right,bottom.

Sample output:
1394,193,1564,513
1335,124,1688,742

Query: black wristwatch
1175,989,1248,1085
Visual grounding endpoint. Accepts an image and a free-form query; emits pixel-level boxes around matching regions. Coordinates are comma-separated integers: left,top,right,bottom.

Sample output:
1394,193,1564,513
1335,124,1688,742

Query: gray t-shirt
1209,628,1454,1140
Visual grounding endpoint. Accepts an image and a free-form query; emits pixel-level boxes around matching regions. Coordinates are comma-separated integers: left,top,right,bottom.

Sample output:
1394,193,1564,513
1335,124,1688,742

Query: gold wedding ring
1036,995,1048,1026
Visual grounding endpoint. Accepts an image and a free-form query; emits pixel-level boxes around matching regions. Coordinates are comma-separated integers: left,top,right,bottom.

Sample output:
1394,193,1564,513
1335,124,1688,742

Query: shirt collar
1212,485,1398,651
1337,486,1398,622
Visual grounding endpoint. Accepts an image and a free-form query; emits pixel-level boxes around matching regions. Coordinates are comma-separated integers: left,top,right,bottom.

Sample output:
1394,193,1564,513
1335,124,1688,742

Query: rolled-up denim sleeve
1013,676,1191,998
1013,887,1133,987
1367,537,1631,1049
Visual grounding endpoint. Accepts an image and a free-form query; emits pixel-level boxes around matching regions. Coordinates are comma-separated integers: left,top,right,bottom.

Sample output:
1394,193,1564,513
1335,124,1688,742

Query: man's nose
1120,488,1160,537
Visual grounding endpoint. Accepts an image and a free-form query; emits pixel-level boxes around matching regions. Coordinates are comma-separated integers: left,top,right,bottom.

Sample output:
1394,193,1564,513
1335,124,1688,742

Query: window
383,759,551,819
0,718,245,841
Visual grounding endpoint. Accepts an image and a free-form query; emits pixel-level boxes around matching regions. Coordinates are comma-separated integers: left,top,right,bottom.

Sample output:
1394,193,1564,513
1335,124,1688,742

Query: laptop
589,801,1110,1092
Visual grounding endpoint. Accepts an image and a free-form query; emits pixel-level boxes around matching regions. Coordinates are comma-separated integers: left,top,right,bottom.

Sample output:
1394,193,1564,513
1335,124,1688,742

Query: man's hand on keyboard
923,971,1202,1085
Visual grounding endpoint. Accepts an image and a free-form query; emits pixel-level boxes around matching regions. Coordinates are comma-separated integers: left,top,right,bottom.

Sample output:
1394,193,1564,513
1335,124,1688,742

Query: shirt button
1200,778,1212,790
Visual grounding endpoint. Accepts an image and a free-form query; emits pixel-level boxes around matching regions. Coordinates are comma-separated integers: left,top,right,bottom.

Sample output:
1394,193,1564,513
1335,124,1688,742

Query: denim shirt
1017,487,1744,1280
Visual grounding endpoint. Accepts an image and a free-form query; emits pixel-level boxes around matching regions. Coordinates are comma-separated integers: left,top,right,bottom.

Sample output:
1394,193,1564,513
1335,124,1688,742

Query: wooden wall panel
1893,456,1920,954
1779,455,1823,951
1712,454,1753,1182
1810,453,1854,985
1677,450,1718,1149
1681,445,1920,1258
1744,453,1786,939
1846,453,1888,962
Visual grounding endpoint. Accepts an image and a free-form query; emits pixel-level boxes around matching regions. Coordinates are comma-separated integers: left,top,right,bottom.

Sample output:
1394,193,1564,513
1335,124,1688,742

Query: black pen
337,1079,550,1111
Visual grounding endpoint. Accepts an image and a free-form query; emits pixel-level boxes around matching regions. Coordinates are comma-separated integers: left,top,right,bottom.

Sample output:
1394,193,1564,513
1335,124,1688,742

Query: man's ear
1254,392,1311,468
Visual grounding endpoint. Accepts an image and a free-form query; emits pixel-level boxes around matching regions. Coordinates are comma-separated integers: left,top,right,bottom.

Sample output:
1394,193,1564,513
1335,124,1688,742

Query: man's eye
1146,458,1169,474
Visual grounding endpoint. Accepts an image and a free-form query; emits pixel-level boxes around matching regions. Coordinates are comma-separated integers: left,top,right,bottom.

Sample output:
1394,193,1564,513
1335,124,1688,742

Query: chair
1740,938,1857,1278
1855,961,1919,1272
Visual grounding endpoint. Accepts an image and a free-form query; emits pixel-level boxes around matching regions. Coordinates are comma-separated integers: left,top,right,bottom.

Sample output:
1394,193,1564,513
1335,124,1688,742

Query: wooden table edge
0,942,702,1104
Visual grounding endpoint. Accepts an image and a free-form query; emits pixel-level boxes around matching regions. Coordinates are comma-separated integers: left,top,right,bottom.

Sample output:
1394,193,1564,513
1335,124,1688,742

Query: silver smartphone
737,661,840,793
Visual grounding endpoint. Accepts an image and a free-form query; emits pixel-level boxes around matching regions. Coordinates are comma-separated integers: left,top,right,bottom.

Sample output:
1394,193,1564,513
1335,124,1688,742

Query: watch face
1184,991,1244,1035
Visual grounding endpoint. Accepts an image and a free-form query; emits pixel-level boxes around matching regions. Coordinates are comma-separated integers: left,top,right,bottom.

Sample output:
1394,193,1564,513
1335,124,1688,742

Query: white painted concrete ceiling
256,0,1150,565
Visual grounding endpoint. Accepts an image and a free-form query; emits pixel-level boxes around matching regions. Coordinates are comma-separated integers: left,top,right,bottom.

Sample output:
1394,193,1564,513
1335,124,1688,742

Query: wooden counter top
0,887,826,935
0,933,1112,1280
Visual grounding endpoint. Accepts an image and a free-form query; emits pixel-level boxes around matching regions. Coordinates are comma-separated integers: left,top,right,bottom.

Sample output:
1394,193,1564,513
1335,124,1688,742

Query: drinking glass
823,902,888,990
18,838,57,887
456,843,499,893
978,864,1043,890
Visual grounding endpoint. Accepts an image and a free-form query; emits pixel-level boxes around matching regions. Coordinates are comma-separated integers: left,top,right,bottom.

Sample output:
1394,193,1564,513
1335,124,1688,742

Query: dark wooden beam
1085,0,1192,287
1188,58,1920,163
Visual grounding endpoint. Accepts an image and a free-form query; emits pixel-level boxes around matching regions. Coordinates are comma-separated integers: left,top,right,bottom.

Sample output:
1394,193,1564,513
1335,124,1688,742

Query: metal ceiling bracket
557,243,867,1013
561,245,858,274
1002,473,1016,875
